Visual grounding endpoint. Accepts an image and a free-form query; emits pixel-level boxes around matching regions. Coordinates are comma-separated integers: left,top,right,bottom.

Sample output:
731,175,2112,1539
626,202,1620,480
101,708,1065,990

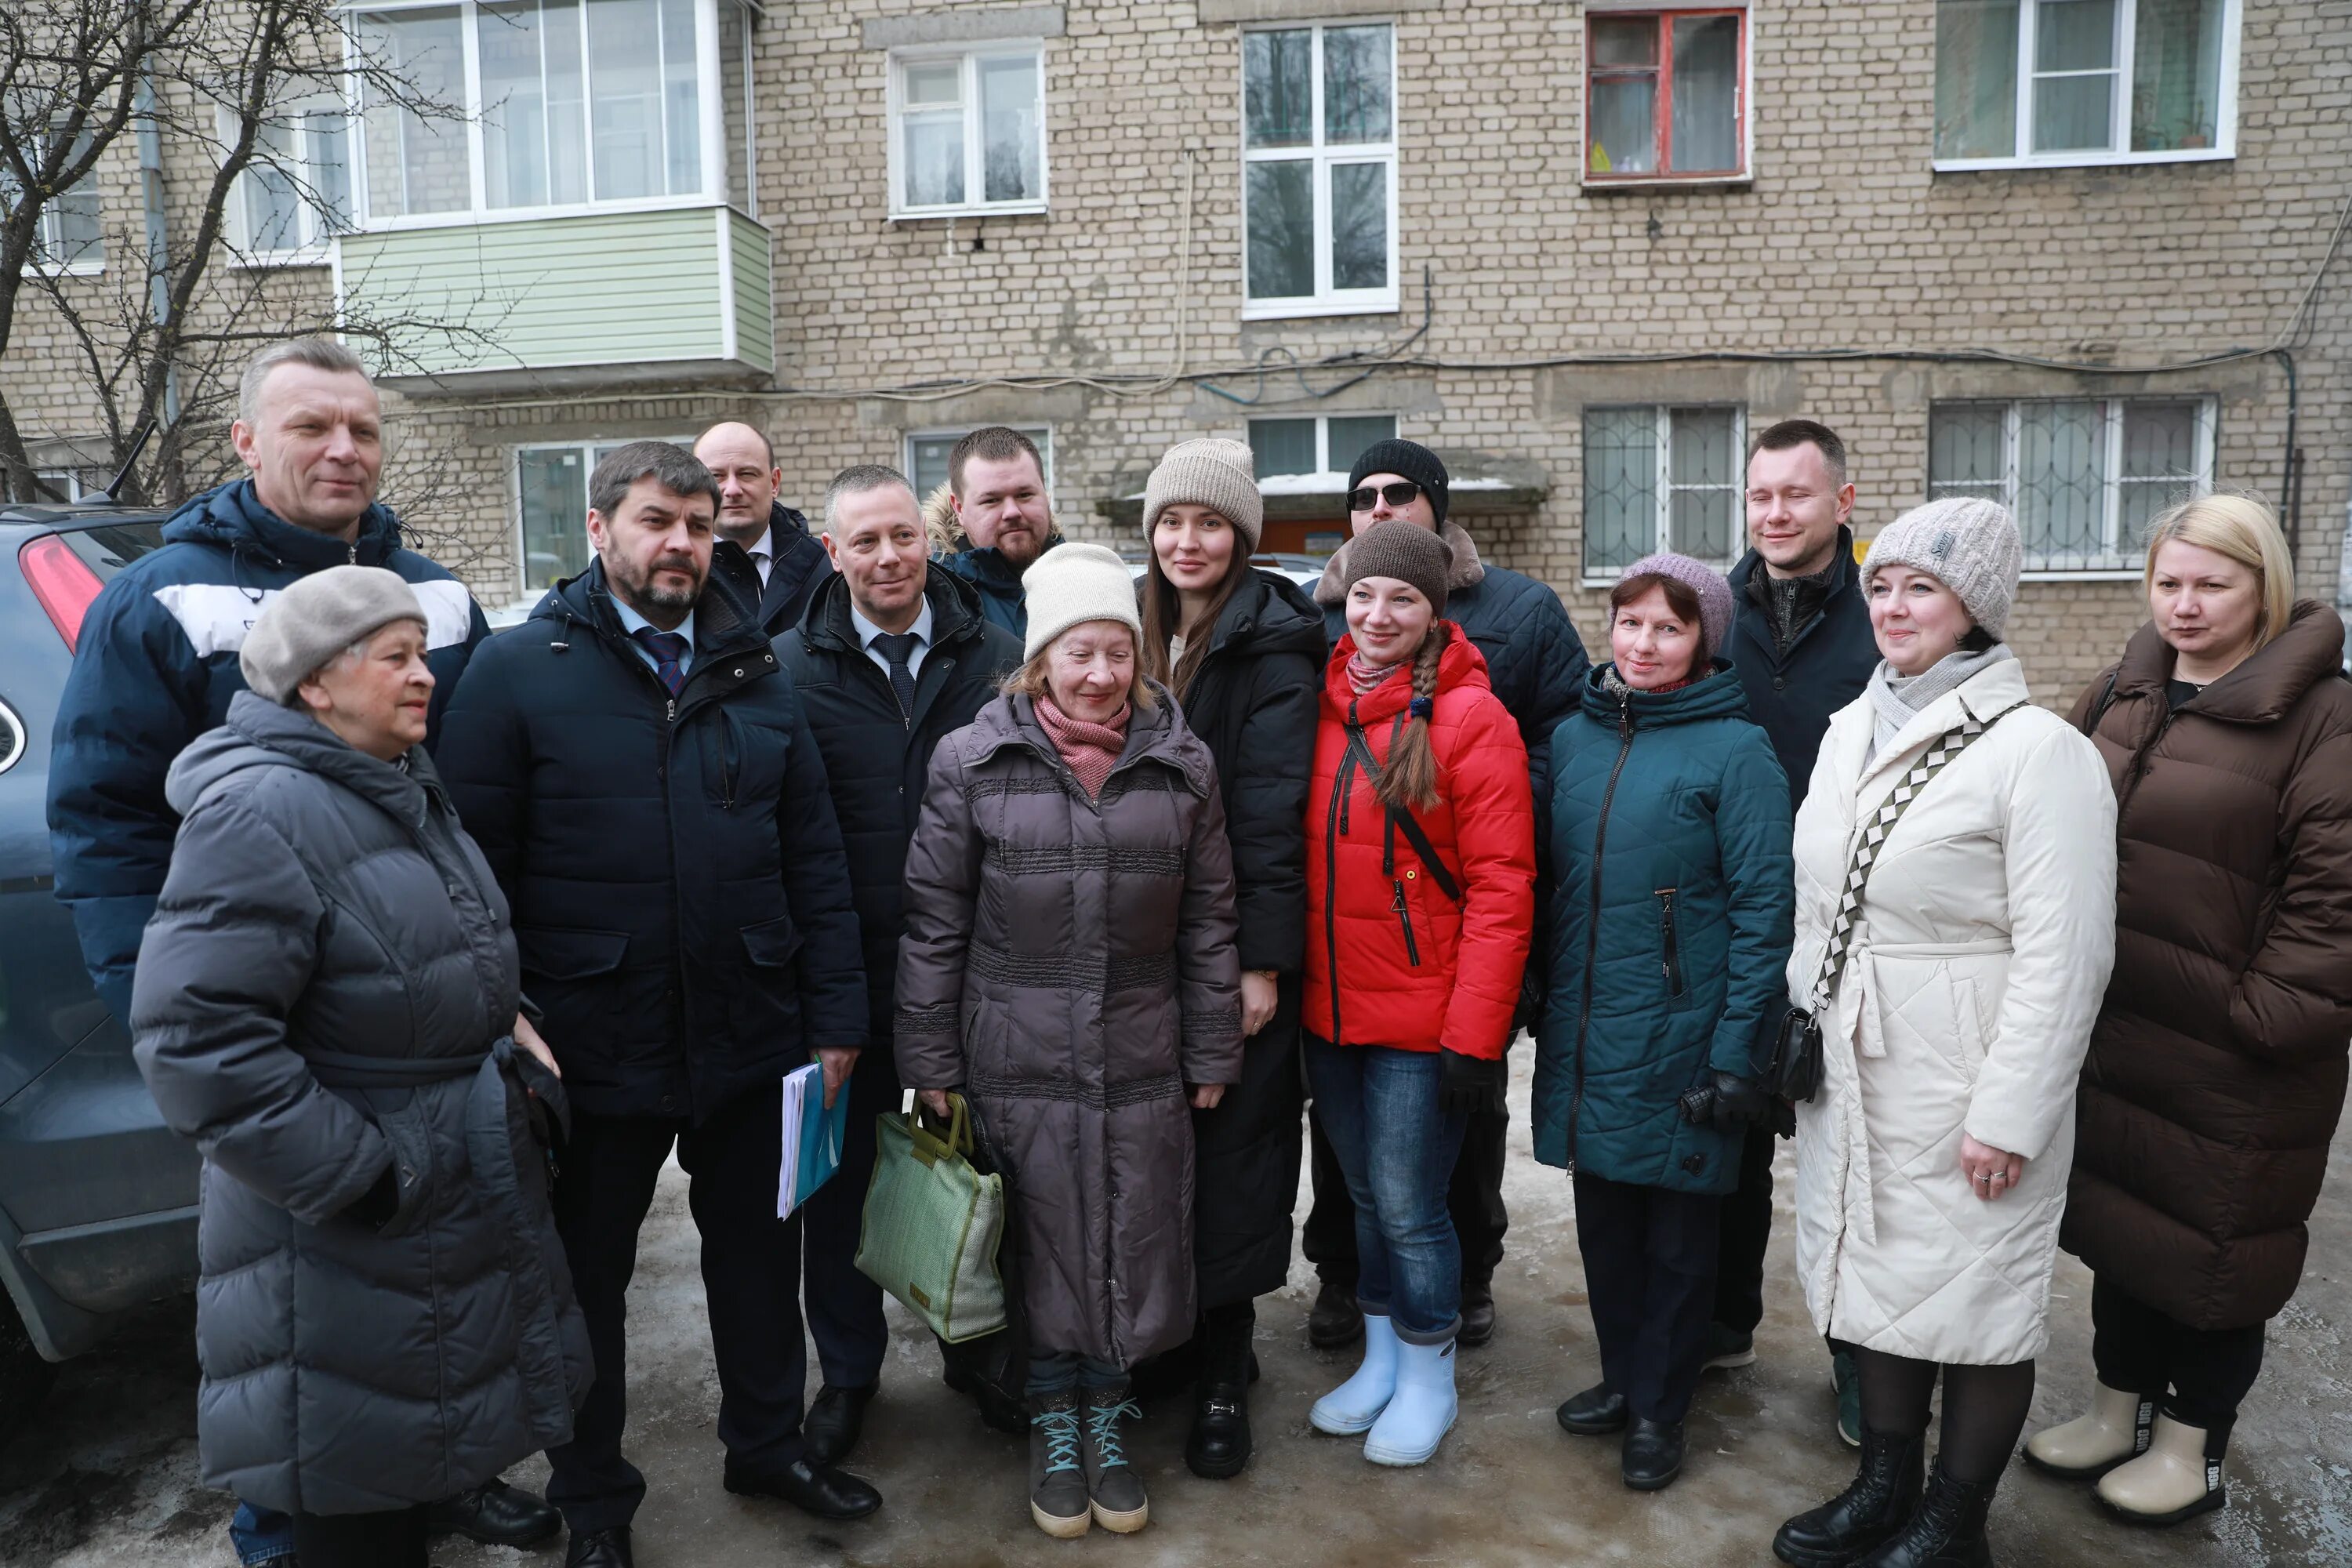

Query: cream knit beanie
1863,496,2024,638
1142,437,1264,551
1020,541,1144,660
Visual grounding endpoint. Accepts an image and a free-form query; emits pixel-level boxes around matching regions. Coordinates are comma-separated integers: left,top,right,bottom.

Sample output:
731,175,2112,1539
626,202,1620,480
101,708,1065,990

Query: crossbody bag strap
1342,717,1467,904
1809,699,2027,1010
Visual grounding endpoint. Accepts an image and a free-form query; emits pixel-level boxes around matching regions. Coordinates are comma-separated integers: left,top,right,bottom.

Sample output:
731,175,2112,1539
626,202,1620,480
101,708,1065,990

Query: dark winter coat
895,688,1244,1365
1531,664,1794,1195
1160,568,1324,1308
2062,603,2352,1329
776,568,1024,1036
1723,532,1878,810
130,692,589,1517
436,554,867,1121
750,499,833,638
49,479,488,1022
936,537,1057,639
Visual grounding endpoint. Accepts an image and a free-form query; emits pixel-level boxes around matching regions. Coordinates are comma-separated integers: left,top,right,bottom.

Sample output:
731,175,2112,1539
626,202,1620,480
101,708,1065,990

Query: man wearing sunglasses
1306,437,1590,1353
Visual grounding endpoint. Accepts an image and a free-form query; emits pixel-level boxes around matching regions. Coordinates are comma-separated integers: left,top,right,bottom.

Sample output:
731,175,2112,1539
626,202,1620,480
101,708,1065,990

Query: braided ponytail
1374,622,1449,815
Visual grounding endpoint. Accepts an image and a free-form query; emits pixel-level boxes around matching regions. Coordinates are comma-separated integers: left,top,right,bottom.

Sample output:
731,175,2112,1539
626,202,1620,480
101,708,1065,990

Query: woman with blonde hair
2026,493,2352,1527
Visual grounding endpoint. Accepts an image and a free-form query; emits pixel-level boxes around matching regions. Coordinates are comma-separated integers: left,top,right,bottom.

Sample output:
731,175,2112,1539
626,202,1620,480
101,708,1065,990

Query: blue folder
778,1060,850,1218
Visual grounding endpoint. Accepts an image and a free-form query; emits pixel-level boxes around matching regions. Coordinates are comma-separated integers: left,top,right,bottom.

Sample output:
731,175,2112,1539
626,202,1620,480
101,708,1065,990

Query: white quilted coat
1788,657,2117,1365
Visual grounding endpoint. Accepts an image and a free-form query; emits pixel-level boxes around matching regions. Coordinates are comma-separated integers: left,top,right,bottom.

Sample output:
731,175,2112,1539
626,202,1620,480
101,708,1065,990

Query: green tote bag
855,1094,1007,1343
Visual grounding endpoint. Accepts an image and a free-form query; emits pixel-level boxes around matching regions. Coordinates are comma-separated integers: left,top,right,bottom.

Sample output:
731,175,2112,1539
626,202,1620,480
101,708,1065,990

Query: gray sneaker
1029,1390,1091,1538
1082,1382,1149,1533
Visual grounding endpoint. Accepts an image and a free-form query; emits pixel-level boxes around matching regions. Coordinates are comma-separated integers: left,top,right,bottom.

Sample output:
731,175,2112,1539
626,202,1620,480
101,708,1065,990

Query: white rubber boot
1310,1313,1400,1435
1362,1335,1457,1466
2097,1414,2227,1526
2024,1381,2154,1479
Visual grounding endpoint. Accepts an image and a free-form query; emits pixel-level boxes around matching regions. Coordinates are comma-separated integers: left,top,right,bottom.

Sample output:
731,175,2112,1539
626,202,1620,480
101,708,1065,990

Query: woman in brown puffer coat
895,543,1244,1541
2027,495,2352,1529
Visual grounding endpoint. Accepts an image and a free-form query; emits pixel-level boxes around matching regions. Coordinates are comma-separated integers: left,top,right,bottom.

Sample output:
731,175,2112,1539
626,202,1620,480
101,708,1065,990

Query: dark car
0,499,197,1430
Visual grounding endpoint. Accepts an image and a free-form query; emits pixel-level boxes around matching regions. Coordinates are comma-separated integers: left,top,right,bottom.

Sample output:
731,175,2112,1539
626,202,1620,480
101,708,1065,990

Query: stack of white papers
777,1060,849,1218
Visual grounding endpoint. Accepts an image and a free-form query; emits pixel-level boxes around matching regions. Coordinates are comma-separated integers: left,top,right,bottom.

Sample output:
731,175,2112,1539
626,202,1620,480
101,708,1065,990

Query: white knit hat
1142,437,1264,550
1020,541,1143,660
1863,496,2024,638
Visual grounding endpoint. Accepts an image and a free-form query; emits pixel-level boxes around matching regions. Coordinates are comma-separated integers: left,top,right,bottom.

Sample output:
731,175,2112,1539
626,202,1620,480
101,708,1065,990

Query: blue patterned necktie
630,627,689,696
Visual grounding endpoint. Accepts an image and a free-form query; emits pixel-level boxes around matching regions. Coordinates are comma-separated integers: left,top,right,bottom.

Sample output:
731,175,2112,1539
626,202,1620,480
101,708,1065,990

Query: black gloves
1679,1071,1770,1133
1438,1049,1507,1119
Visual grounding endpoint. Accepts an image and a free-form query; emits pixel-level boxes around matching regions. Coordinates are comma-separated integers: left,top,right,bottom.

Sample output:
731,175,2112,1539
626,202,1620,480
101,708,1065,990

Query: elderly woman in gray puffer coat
896,543,1243,1542
130,567,590,1568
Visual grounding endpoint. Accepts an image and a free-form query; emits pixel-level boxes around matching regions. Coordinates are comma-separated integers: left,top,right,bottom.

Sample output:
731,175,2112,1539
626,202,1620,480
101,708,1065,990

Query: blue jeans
1026,1352,1127,1396
1304,1036,1468,1342
230,1502,296,1565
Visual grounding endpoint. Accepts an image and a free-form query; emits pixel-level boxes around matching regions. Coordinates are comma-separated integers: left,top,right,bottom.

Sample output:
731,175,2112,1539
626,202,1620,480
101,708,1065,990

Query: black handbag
1767,699,2027,1105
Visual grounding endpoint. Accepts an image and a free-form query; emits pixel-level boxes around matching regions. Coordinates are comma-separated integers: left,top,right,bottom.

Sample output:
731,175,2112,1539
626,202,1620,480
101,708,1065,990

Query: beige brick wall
8,1,2345,708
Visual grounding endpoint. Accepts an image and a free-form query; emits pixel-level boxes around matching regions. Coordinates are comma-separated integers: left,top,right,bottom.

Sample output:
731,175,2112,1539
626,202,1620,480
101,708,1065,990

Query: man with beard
693,420,833,637
438,443,874,1568
933,425,1059,637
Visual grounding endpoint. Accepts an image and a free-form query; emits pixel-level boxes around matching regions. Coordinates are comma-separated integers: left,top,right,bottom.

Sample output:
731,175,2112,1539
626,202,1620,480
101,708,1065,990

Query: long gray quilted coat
130,691,590,1516
895,687,1244,1366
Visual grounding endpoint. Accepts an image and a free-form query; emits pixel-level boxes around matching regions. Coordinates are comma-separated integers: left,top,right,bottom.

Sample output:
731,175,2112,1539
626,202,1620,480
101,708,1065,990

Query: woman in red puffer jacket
1300,519,1535,1471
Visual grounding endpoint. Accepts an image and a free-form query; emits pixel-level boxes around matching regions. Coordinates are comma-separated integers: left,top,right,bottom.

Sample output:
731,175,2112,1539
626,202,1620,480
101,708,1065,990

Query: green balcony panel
335,205,775,394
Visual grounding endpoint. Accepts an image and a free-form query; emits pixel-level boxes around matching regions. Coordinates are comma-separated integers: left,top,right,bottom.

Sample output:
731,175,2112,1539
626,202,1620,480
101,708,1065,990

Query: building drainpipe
136,72,180,443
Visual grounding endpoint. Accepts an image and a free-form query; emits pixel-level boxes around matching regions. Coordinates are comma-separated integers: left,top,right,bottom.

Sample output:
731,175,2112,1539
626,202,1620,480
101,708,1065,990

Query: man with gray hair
45,337,542,1560
778,464,1024,1458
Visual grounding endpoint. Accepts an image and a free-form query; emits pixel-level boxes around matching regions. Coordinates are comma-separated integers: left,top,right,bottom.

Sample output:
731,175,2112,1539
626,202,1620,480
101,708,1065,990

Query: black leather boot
1773,1426,1927,1567
1853,1460,1994,1568
1308,1277,1362,1348
1185,1305,1254,1479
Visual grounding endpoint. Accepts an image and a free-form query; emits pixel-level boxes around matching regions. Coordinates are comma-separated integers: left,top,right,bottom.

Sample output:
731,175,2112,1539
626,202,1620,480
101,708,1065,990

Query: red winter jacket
1303,627,1536,1059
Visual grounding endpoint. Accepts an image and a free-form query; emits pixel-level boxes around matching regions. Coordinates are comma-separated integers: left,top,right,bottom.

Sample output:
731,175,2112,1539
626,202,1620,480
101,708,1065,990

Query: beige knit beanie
1142,437,1264,551
241,565,427,704
1863,496,2024,638
1020,541,1144,659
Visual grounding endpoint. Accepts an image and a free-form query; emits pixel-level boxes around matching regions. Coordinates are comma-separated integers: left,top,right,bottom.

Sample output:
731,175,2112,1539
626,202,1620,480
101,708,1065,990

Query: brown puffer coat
895,687,1244,1366
2062,601,2352,1329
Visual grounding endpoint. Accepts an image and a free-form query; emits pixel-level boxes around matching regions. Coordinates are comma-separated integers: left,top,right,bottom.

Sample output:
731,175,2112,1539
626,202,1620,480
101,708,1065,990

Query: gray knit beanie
1341,518,1452,616
1863,496,2024,638
1143,437,1264,551
241,565,427,705
1020,541,1144,660
1621,551,1736,662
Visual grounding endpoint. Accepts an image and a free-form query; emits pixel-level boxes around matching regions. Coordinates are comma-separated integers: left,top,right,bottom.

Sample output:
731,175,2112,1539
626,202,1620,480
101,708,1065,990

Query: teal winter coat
1532,662,1795,1195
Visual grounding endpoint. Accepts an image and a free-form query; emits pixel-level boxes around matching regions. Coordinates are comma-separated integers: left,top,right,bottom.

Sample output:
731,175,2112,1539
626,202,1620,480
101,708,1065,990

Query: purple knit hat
1621,552,1735,663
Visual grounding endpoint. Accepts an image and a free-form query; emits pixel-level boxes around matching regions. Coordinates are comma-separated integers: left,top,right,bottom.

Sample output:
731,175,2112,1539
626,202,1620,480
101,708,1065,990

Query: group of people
42,336,2352,1568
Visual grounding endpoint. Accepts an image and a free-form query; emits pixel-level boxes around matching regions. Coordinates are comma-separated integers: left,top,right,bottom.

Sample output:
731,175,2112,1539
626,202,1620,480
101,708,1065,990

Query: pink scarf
1034,695,1131,800
1347,649,1406,699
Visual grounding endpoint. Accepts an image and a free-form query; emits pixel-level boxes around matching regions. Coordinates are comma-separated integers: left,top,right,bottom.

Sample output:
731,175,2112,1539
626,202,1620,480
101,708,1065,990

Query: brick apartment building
7,0,2347,704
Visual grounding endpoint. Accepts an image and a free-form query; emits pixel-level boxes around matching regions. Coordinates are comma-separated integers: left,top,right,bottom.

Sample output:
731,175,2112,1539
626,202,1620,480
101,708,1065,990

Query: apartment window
2,124,103,270
351,0,753,225
1584,8,1748,182
1934,0,2238,167
1247,415,1396,480
906,426,1053,500
1583,406,1744,577
514,437,688,591
227,100,353,258
888,46,1047,217
1928,398,2213,572
1242,22,1396,318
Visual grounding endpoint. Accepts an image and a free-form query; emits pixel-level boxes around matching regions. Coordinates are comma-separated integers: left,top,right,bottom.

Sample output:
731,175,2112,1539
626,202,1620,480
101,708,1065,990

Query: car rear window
56,521,168,582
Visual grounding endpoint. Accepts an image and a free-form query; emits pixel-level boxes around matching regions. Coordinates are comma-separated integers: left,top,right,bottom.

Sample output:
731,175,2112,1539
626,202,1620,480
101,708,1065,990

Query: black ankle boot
1773,1426,1926,1567
1185,1306,1254,1479
1853,1460,1995,1568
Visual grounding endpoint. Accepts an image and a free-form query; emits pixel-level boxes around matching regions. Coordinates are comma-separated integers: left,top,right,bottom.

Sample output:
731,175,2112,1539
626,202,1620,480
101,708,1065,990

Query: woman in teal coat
1534,554,1794,1493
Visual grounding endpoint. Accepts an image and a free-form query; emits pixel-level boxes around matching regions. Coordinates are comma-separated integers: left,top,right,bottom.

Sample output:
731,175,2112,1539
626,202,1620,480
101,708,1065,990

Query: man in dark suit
694,420,833,637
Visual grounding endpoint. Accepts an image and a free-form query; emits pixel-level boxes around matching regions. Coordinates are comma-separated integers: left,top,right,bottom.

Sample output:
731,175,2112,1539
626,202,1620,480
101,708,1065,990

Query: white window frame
903,425,1055,501
1240,19,1400,322
341,0,750,233
1245,412,1399,480
1581,403,1747,584
1579,0,1753,188
885,42,1050,220
221,99,353,266
1932,0,2241,172
507,434,696,599
1926,396,2218,577
5,121,106,276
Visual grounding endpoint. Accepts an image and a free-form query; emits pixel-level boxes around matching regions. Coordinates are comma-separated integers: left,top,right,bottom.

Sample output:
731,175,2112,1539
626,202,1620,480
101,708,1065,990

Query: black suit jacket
753,500,834,638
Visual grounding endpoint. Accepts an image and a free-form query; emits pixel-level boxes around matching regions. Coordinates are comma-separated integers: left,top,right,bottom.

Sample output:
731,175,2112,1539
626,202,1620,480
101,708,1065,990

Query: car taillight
20,535,104,653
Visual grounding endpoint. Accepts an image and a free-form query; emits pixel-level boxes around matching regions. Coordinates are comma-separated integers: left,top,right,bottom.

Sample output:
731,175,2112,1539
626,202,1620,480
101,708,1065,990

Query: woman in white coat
1771,497,2117,1568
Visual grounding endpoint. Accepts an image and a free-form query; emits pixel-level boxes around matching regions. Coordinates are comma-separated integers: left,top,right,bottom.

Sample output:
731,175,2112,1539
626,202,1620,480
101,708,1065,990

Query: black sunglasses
1347,481,1425,514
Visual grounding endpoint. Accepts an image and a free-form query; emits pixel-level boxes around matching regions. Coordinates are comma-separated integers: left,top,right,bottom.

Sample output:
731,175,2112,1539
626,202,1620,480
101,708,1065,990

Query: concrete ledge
1199,0,1436,20
862,5,1065,49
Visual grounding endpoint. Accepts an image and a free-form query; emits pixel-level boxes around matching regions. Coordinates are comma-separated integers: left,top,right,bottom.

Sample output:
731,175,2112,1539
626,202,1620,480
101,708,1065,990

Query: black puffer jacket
437,554,866,1120
1163,568,1323,1307
1724,532,1878,811
132,692,590,1516
777,568,1024,1034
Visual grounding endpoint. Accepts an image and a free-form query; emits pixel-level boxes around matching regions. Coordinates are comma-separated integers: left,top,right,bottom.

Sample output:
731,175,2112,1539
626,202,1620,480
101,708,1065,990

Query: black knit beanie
1341,518,1452,616
1348,438,1450,527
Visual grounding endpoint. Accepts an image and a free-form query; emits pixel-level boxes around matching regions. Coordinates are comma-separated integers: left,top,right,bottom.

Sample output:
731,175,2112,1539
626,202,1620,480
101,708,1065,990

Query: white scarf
1865,644,2013,762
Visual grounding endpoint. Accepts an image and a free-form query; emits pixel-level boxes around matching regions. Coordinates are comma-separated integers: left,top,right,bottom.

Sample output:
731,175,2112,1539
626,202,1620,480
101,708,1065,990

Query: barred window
1583,406,1744,579
1927,397,2214,572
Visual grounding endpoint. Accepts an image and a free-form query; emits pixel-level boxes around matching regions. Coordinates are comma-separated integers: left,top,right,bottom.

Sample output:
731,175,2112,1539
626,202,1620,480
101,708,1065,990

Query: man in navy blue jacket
45,338,554,1563
693,420,833,637
437,442,873,1568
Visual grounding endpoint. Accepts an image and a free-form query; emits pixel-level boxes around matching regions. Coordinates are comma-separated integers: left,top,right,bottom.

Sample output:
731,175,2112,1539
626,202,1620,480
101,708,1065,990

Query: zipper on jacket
1568,692,1638,1169
1656,888,1685,997
1323,697,1362,1046
2115,705,2178,822
1392,880,1421,966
